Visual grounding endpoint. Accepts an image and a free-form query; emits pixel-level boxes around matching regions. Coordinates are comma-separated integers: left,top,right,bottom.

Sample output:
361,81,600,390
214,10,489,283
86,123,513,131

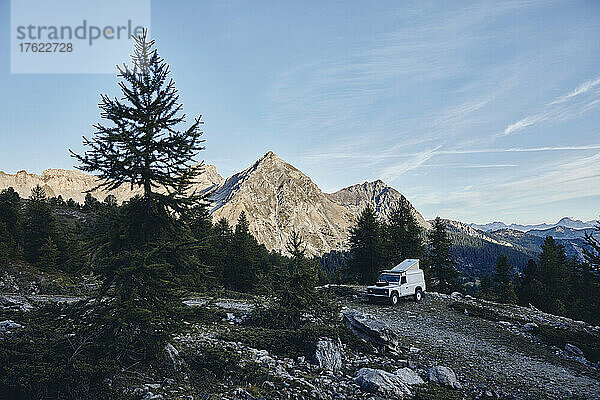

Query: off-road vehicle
366,259,426,305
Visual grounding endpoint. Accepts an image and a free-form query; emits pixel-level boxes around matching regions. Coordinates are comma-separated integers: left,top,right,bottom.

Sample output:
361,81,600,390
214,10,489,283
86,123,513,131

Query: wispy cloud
501,76,600,136
550,77,600,105
304,143,600,161
380,146,440,181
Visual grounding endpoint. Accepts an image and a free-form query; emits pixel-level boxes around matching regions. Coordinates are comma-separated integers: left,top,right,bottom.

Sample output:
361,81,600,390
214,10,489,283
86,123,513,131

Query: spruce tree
384,196,424,265
583,220,600,269
38,237,60,269
70,31,205,360
493,254,517,304
425,217,460,293
22,185,54,264
347,205,384,284
536,236,569,315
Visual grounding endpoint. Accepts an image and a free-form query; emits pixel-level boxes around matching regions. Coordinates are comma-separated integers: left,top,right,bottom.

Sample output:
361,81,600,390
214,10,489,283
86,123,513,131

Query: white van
366,259,426,305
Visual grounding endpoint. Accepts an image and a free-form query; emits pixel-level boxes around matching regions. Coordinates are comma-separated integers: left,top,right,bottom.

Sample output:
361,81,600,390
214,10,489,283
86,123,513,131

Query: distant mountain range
1,152,596,275
470,217,597,232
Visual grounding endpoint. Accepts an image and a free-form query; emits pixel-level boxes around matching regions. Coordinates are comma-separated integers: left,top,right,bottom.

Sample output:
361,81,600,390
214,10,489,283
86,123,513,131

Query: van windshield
379,274,400,283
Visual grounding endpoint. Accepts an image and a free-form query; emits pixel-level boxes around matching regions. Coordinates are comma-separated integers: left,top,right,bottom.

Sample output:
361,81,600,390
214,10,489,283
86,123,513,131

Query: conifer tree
384,196,424,265
583,220,600,269
70,30,205,360
38,237,60,269
493,254,517,304
425,217,460,293
536,236,569,315
347,205,384,284
22,185,54,264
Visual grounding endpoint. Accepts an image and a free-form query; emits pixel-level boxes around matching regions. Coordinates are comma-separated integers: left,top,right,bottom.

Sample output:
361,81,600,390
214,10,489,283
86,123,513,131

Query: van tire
414,288,423,303
390,292,400,306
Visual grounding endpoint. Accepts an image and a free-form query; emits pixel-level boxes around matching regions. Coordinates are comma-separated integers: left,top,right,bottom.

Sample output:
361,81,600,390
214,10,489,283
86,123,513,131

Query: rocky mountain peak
328,180,429,229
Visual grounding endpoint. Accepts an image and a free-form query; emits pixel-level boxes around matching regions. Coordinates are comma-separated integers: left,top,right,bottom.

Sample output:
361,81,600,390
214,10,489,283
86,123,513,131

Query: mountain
328,180,430,230
470,217,596,232
526,226,595,240
208,151,354,255
440,220,537,277
0,165,223,204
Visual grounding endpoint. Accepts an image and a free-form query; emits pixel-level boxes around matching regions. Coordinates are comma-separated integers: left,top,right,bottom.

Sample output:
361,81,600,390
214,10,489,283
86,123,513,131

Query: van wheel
414,288,423,303
390,292,400,306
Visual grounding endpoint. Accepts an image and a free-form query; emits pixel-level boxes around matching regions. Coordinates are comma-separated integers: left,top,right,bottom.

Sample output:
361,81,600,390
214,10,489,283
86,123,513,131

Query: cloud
503,115,543,135
550,77,600,105
304,143,600,161
380,146,441,181
501,76,600,136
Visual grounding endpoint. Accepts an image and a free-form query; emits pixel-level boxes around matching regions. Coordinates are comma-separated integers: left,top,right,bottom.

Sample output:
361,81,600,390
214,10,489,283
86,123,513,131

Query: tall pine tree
70,30,205,361
493,254,517,304
347,206,384,284
384,196,424,265
425,217,460,293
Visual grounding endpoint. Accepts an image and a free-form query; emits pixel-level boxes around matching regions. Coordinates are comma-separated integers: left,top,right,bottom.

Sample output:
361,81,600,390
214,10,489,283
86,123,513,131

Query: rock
426,366,461,389
163,343,185,372
522,322,538,332
354,368,412,398
343,310,398,352
394,367,424,385
0,295,33,312
313,337,343,373
0,320,23,333
564,343,585,358
141,393,163,400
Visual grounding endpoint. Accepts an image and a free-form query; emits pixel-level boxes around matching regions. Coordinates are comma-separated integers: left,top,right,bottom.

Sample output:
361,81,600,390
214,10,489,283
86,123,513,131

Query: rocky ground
343,290,600,399
1,284,599,400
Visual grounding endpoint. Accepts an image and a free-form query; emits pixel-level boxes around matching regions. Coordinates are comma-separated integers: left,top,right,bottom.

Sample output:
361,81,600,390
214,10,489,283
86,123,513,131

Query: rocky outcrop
343,310,398,352
354,368,412,398
313,338,343,373
426,365,461,389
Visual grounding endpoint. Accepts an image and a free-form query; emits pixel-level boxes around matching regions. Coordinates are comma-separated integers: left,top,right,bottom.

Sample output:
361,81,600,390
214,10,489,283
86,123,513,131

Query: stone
0,319,23,332
564,343,585,358
163,343,185,373
394,367,424,386
522,322,538,332
343,311,398,352
354,368,412,399
426,366,461,389
314,338,343,373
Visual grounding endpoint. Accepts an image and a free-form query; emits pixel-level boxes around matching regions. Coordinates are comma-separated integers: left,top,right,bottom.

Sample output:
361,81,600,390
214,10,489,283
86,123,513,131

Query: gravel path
344,292,600,399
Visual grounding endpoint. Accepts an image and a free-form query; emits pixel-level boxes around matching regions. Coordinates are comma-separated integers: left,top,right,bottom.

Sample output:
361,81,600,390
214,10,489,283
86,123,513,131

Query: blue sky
1,0,599,224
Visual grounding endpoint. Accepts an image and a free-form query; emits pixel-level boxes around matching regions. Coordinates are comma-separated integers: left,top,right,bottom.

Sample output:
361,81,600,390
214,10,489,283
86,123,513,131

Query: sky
0,0,599,224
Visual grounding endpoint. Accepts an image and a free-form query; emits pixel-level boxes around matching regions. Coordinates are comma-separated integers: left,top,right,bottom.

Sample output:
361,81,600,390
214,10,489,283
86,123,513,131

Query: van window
380,274,400,283
401,276,407,284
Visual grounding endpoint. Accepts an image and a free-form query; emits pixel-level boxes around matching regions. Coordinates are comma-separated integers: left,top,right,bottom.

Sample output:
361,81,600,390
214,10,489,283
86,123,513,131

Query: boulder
522,322,538,332
0,295,33,312
313,337,343,373
426,366,461,389
354,368,412,398
394,367,424,386
564,343,584,358
164,343,185,373
343,310,398,352
0,320,23,333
